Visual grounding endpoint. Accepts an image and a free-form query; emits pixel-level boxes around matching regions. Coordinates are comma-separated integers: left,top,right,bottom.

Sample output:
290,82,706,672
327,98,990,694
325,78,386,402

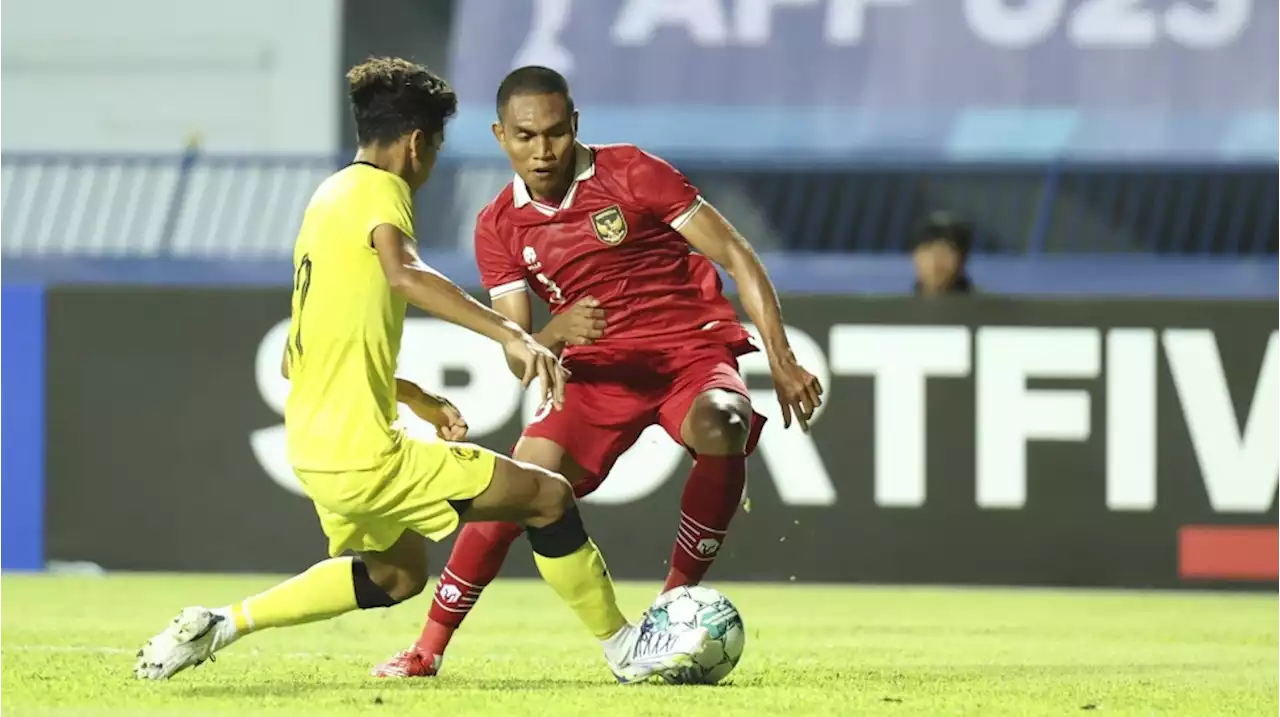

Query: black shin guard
351,558,399,609
525,505,590,558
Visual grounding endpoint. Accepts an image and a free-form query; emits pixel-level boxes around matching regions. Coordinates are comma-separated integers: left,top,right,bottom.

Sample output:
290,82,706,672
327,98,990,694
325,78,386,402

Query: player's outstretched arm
490,291,546,378
678,205,786,352
677,204,823,430
491,291,534,335
491,292,606,361
372,224,566,408
374,224,526,343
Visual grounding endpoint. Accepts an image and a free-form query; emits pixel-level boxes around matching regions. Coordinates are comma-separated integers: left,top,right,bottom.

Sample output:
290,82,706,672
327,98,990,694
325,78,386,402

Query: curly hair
346,57,458,146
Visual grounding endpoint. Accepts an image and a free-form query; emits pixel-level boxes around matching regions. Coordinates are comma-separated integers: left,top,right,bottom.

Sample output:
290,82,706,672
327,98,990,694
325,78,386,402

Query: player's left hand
770,353,823,433
504,335,568,411
403,385,469,440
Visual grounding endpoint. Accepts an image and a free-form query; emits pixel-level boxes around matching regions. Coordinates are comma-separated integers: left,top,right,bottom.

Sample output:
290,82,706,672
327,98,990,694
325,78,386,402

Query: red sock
416,521,523,658
664,454,746,592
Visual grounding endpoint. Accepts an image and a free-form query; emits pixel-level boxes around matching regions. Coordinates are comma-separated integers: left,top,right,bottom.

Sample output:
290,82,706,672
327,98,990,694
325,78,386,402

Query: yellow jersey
285,162,414,472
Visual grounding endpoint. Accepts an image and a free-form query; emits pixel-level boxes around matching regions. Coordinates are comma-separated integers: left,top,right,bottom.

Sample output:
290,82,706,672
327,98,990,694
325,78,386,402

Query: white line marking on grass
4,644,370,660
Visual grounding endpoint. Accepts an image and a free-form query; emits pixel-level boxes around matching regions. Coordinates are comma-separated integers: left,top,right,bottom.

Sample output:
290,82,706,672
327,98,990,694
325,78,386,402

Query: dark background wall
35,288,1277,590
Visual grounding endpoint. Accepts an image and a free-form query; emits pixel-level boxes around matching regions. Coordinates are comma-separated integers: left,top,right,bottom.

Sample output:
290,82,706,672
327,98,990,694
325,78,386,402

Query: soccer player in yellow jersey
133,57,708,685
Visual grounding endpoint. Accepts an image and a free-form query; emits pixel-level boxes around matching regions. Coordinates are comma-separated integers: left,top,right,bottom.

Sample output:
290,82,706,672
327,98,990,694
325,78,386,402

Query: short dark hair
913,211,973,256
496,66,575,118
346,57,457,146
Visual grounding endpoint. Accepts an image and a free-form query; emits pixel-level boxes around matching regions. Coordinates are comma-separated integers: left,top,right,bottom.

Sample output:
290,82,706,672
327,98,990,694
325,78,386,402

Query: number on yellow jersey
291,253,313,359
284,163,413,472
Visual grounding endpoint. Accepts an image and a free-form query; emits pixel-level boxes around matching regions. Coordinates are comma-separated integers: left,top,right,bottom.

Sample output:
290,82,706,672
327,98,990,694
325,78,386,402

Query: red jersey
474,143,753,361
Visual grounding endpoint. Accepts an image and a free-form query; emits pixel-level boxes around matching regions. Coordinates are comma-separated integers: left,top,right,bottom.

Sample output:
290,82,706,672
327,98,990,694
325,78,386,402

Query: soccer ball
642,585,746,685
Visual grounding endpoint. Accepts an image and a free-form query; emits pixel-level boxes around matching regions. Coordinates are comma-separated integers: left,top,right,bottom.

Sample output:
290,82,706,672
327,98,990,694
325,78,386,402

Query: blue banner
1,284,46,570
448,0,1278,160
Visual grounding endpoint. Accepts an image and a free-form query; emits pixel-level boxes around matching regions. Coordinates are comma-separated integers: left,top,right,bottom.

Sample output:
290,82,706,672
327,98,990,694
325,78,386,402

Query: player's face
406,129,445,191
494,93,578,201
912,240,962,293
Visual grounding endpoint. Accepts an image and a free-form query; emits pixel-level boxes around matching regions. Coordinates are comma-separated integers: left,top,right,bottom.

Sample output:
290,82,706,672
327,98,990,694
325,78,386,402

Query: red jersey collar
512,142,596,214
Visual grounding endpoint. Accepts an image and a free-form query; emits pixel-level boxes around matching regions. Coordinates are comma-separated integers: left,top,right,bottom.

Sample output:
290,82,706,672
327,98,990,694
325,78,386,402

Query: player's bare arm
540,296,606,349
373,223,525,343
396,378,468,440
677,203,824,431
490,291,539,377
491,292,603,372
487,290,564,377
372,223,566,408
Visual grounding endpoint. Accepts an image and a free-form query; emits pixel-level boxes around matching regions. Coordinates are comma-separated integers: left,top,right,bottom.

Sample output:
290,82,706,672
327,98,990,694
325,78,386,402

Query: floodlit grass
2,573,1275,716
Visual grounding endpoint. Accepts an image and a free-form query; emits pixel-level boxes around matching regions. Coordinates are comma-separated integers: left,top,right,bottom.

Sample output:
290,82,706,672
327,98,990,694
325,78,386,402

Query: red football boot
370,648,441,678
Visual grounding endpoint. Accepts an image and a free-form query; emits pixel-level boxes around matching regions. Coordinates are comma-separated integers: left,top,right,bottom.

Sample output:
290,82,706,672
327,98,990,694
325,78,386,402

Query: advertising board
1,285,46,570
43,290,1277,587
448,0,1278,160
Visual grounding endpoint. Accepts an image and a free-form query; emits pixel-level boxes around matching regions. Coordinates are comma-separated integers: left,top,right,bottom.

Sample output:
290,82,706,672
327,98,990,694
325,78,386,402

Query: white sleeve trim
488,279,529,300
668,196,705,231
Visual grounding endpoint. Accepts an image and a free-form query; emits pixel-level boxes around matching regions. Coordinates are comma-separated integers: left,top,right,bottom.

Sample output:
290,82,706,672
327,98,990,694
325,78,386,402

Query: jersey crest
590,205,628,245
450,446,481,462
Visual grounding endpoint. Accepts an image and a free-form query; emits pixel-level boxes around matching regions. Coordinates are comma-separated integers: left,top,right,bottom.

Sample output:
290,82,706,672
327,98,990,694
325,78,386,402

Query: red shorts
522,339,766,496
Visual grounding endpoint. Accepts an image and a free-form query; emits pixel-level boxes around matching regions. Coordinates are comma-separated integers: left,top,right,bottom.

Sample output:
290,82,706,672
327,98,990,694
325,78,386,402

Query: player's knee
386,567,429,602
524,473,589,559
356,557,427,606
531,469,575,526
689,397,752,455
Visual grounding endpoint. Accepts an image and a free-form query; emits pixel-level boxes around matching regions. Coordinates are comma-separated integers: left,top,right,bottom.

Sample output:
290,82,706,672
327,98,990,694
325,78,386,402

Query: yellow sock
532,539,628,640
230,557,359,633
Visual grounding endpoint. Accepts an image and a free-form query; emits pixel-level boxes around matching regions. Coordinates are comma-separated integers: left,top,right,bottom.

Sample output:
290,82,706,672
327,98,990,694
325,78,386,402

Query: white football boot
604,622,710,684
134,606,237,680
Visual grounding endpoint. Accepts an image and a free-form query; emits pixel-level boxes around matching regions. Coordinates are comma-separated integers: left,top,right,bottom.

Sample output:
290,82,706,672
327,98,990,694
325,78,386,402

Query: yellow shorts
294,438,497,557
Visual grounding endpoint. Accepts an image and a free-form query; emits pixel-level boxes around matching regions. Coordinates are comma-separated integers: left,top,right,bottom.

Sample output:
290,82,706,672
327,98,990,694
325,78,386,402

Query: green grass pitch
1,573,1275,716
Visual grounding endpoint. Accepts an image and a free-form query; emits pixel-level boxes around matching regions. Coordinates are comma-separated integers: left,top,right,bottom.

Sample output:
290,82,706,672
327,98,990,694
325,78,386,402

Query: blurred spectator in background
912,212,975,296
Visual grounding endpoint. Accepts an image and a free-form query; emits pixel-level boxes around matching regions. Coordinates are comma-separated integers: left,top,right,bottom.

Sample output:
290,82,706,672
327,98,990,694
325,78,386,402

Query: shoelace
186,613,227,670
631,627,680,660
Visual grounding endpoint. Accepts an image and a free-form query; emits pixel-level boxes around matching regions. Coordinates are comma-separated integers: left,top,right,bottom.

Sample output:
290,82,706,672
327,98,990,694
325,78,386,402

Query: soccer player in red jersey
374,66,822,678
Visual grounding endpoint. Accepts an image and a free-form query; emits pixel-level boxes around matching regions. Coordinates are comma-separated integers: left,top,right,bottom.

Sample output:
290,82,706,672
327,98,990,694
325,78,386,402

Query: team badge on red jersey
590,205,628,245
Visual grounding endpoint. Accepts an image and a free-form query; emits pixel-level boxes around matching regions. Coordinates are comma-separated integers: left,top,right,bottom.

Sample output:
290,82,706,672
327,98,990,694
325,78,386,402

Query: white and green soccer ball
643,585,746,685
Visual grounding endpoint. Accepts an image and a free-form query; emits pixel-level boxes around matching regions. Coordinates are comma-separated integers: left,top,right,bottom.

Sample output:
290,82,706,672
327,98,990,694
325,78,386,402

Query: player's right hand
547,296,607,346
770,353,824,433
504,335,568,410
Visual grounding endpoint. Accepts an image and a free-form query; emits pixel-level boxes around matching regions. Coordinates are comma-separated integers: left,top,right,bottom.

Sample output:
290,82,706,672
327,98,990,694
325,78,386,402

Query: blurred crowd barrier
3,152,1276,258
